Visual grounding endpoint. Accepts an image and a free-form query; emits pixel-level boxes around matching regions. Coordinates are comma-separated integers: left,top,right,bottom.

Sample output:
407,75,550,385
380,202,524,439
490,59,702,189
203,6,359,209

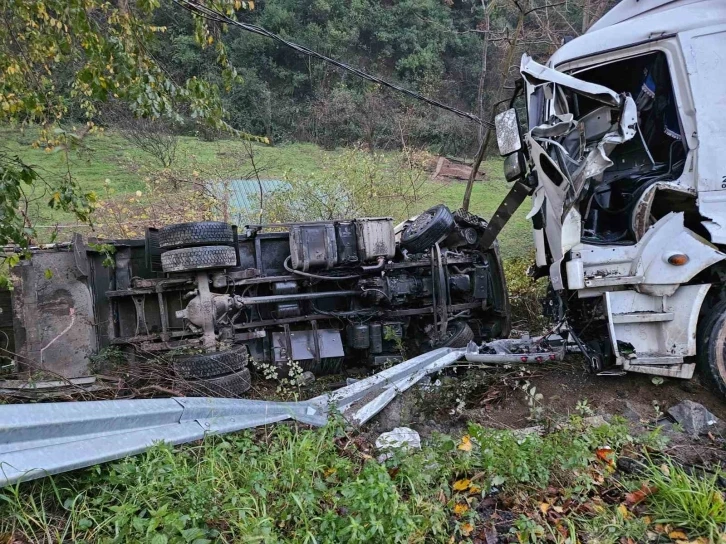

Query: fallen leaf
460,522,474,537
539,502,550,515
324,467,337,477
596,446,614,465
552,505,564,514
469,484,482,494
617,504,630,519
453,479,471,491
458,435,473,452
660,464,670,476
625,483,657,506
453,503,469,516
668,530,688,540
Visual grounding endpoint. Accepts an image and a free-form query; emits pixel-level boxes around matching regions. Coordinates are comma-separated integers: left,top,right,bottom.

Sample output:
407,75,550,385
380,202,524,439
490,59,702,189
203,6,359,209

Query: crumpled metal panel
0,347,463,487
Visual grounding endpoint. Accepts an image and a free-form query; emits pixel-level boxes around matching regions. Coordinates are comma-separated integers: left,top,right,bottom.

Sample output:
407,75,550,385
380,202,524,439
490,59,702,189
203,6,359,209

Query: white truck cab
492,0,726,393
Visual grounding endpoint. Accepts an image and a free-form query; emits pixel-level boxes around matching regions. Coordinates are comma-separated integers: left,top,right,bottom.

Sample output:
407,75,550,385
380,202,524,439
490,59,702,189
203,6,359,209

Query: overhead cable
171,0,488,126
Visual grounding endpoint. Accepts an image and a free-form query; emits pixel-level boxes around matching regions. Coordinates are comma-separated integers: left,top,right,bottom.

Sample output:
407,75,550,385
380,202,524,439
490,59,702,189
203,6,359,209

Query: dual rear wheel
158,221,250,395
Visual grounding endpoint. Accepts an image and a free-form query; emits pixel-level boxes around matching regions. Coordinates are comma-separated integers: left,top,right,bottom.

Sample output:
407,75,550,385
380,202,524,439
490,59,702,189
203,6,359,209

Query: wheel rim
714,323,726,385
405,209,436,238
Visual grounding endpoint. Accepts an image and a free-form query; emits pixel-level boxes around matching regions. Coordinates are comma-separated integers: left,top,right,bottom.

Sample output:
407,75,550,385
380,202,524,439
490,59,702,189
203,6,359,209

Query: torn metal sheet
520,54,621,107
465,338,565,364
0,347,463,487
521,55,638,290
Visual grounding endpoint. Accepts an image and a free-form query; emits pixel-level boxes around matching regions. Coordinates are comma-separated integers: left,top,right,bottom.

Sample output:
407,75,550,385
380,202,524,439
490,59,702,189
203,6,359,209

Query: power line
171,0,489,127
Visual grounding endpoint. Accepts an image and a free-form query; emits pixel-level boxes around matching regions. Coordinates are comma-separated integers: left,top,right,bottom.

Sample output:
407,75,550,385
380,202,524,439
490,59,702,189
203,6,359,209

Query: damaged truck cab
495,0,726,390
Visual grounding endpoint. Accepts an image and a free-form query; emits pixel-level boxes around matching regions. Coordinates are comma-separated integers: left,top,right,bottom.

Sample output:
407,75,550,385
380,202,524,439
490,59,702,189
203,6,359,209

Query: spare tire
401,205,455,253
434,321,474,349
158,221,234,250
161,245,237,273
173,345,248,379
194,368,252,397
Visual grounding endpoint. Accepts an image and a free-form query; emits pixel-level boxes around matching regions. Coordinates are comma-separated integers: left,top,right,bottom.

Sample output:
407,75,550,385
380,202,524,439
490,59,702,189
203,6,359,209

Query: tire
401,205,456,253
158,221,234,250
161,245,237,273
697,299,726,396
173,345,248,379
196,368,252,397
434,321,474,349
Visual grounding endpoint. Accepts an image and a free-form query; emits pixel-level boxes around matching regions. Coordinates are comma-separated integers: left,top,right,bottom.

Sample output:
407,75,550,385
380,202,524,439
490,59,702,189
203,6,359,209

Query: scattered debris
298,371,316,387
375,427,421,461
432,156,484,181
667,400,720,436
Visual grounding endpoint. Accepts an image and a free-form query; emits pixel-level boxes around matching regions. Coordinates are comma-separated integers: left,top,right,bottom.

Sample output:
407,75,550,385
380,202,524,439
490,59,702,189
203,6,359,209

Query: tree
0,0,261,251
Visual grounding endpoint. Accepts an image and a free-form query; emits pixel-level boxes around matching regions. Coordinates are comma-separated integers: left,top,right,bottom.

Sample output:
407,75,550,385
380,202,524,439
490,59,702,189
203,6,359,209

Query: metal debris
0,347,463,487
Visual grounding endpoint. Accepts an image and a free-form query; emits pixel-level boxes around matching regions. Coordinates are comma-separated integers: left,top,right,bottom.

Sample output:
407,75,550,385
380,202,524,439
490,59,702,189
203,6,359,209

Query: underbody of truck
1,207,509,394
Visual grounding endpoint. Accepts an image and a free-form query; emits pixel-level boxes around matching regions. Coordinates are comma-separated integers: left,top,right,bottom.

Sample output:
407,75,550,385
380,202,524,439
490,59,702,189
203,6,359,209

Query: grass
0,127,532,257
3,414,721,543
642,456,726,541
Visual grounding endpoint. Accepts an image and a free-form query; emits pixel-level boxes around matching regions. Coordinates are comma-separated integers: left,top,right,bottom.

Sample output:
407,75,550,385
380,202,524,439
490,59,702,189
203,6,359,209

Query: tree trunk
462,12,524,212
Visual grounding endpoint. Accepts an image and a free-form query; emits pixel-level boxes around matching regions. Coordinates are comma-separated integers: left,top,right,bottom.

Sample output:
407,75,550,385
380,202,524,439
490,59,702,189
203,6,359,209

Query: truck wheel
158,221,234,250
161,245,237,273
401,205,455,253
434,321,474,348
173,345,248,379
697,299,726,396
196,368,252,397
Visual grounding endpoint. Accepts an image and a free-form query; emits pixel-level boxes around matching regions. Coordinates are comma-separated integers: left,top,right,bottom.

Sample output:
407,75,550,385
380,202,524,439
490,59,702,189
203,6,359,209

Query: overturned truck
1,208,509,394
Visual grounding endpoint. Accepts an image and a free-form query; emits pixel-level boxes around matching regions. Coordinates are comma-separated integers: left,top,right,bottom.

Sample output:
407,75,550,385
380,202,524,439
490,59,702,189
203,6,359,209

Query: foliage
0,0,261,250
503,255,549,332
262,148,434,223
466,417,635,492
150,0,616,153
641,456,726,541
2,413,720,543
0,423,455,543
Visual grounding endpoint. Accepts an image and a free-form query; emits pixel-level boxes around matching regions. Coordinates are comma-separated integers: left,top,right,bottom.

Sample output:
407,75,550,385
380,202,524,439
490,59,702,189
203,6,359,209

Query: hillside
0,127,532,257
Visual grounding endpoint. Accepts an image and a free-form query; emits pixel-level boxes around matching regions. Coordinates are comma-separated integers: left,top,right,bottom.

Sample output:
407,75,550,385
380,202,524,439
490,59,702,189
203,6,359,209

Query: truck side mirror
503,152,524,182
494,108,522,156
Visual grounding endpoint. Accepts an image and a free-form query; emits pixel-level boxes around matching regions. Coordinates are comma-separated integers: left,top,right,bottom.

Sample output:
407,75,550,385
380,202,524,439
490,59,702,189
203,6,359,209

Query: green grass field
0,127,532,257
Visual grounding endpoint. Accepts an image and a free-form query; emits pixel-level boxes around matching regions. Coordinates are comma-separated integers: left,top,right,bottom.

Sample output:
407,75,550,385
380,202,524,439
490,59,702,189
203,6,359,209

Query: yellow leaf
552,505,564,513
324,467,336,477
458,435,473,452
453,503,469,516
617,504,630,519
453,479,471,491
248,0,255,9
669,530,688,540
460,522,474,537
468,484,481,494
539,502,550,515
207,35,214,45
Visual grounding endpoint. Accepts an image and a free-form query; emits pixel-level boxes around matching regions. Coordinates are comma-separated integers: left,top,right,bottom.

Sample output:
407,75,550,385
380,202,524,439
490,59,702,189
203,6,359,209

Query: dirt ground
466,358,726,428
363,356,726,467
